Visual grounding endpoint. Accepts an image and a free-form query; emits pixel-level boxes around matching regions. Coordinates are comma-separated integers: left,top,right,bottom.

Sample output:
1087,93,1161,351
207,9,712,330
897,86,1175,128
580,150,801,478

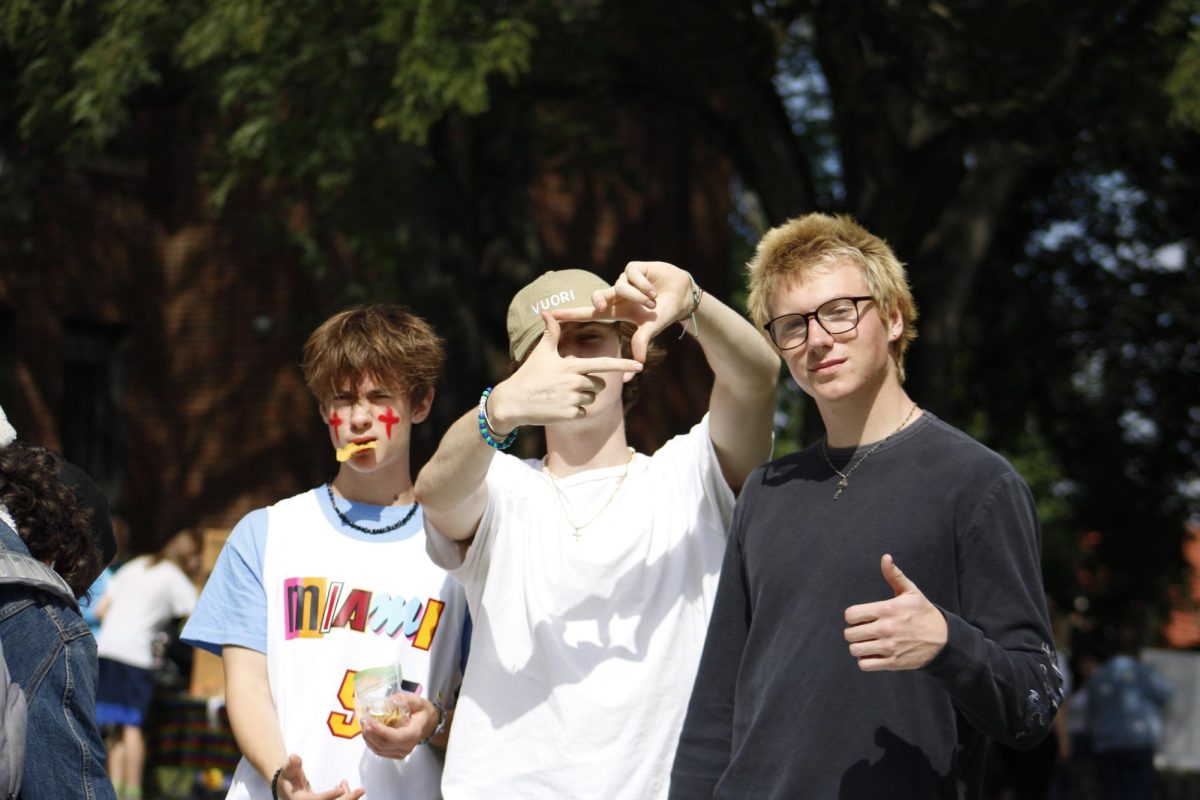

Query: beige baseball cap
506,269,613,360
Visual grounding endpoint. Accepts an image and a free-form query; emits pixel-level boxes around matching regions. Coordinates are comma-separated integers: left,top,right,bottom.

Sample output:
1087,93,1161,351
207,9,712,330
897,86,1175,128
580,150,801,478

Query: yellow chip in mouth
336,440,377,462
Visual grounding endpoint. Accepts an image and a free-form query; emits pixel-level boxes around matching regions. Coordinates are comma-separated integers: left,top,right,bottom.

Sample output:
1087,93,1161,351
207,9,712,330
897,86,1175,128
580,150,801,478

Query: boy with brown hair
183,304,466,800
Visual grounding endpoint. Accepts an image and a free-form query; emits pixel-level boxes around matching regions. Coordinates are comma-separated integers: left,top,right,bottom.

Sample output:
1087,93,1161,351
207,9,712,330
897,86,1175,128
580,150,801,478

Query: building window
61,320,127,497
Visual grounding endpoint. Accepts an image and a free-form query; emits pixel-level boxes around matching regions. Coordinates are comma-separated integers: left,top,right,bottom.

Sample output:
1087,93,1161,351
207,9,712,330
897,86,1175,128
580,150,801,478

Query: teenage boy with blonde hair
182,305,466,800
416,262,780,798
670,213,1063,799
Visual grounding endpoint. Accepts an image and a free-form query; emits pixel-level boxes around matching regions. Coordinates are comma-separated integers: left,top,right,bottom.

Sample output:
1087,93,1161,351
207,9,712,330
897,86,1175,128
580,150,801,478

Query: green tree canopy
3,0,1198,638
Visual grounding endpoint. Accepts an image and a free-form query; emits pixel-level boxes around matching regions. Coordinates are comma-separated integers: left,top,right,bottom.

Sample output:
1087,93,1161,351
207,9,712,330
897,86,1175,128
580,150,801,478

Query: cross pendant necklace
543,447,636,541
821,403,919,500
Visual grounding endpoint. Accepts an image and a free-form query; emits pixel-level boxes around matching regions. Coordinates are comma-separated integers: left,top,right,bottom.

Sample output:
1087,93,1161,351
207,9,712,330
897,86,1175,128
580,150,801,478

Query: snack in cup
354,664,410,729
336,440,377,462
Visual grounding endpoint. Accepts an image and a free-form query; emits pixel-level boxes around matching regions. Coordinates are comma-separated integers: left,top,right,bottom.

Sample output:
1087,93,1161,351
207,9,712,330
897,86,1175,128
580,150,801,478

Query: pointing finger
566,356,644,375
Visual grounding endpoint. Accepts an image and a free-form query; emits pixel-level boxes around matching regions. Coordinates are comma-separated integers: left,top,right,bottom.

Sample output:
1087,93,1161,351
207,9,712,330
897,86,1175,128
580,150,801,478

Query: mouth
336,440,378,462
810,358,846,375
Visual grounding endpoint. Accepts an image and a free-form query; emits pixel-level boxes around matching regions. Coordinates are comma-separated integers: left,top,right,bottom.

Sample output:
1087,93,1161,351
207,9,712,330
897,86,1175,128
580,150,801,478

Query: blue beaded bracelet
478,387,519,450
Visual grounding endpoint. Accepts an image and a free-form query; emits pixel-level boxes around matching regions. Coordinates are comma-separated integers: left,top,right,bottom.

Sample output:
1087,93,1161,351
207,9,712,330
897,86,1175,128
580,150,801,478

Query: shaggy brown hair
302,304,446,408
0,443,104,598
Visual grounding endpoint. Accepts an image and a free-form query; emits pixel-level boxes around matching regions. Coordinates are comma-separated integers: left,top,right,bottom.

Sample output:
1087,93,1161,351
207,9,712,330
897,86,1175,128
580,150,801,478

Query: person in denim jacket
0,405,117,800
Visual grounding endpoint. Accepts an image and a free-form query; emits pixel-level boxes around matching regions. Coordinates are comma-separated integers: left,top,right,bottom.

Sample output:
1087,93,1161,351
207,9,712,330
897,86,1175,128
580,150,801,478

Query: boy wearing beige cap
416,261,779,799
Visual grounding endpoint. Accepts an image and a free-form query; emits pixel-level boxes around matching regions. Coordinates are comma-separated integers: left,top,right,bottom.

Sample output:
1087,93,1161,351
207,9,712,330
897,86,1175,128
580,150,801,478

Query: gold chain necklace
542,447,636,541
820,404,919,500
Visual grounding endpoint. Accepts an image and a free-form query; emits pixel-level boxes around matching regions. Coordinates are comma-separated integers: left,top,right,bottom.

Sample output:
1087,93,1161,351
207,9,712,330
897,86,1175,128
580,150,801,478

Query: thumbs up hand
486,312,643,431
842,554,948,672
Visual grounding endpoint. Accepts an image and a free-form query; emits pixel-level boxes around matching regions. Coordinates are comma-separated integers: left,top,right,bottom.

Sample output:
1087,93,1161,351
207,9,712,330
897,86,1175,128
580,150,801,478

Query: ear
410,388,434,424
887,304,904,341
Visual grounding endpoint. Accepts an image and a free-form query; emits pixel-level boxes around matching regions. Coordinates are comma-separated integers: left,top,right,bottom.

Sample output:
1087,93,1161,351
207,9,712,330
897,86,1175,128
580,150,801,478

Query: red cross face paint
324,378,422,474
377,407,400,439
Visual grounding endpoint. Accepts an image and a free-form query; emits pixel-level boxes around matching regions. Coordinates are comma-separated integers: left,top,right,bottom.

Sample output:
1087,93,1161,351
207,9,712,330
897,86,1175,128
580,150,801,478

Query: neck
819,382,918,448
331,460,415,506
544,419,631,478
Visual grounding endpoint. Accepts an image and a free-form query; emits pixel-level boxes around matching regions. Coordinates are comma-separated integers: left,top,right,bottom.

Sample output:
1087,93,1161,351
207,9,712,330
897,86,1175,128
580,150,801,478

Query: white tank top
226,490,464,799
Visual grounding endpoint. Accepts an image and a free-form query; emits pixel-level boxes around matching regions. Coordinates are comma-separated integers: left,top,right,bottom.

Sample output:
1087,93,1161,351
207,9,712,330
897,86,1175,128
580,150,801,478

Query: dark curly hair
0,443,105,598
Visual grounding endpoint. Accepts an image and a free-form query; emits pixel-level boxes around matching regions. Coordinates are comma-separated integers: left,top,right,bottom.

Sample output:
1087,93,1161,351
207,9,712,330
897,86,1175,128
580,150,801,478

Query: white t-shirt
96,555,198,669
182,489,466,800
426,414,734,800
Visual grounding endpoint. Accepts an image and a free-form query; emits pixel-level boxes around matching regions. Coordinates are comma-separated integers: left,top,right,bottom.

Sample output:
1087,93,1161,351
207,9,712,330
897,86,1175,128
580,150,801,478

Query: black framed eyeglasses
763,296,875,350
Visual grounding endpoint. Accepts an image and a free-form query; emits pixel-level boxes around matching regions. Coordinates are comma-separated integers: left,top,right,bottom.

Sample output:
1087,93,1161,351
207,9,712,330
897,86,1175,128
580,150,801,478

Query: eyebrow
778,293,869,316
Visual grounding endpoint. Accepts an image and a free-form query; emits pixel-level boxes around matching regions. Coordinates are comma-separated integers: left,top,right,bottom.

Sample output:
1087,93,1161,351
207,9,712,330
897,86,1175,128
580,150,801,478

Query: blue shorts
94,657,156,727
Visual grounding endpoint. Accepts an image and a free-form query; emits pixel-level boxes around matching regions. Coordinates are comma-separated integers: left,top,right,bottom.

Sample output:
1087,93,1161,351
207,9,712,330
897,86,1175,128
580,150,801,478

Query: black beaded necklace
325,482,418,535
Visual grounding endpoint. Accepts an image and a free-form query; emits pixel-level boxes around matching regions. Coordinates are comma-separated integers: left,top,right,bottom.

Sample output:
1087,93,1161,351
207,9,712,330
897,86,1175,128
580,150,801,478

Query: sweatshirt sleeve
923,470,1065,749
669,496,752,797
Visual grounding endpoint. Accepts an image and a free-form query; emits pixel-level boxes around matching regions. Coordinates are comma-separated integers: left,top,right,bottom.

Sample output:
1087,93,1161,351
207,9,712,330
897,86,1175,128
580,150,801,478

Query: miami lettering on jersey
283,576,445,650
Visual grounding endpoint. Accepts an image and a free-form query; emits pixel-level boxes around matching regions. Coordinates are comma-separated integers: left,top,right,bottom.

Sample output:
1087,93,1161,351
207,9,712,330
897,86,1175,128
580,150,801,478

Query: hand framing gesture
553,261,696,362
487,312,643,429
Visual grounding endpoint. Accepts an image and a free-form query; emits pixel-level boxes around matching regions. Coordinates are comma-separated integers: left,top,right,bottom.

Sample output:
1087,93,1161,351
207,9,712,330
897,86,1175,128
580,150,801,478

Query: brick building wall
0,100,737,558
0,108,332,554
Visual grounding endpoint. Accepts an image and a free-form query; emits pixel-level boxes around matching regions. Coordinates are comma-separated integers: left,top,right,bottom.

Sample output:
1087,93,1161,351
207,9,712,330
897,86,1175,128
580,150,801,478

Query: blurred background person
80,515,131,638
94,527,202,800
1086,628,1174,800
1050,650,1101,800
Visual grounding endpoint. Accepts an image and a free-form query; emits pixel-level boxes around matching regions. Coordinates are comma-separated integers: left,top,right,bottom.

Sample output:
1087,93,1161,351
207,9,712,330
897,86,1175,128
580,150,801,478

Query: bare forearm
413,408,493,540
223,648,287,780
691,292,780,406
690,292,780,490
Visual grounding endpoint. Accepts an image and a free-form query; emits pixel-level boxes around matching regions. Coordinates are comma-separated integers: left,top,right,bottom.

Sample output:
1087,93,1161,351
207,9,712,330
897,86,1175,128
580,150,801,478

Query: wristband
677,272,703,340
478,388,518,450
418,699,447,746
271,766,283,800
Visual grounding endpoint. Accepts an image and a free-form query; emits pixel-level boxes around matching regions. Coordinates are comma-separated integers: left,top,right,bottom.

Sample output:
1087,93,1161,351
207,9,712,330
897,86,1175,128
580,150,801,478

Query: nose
805,315,834,348
348,398,374,428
